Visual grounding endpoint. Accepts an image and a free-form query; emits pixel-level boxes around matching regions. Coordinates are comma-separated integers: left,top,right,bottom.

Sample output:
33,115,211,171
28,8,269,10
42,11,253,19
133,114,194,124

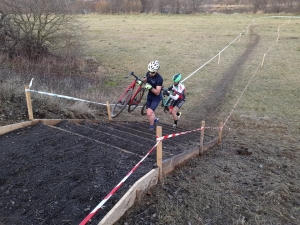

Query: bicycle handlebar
126,71,145,83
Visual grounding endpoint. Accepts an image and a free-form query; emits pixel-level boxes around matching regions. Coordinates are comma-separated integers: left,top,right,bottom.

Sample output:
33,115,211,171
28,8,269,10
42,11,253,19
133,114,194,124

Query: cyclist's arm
150,85,162,96
167,86,172,91
171,83,185,100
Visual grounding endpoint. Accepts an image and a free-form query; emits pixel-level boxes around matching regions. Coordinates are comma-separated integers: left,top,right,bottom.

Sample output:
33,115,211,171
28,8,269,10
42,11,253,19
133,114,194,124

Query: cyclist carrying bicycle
163,73,186,128
143,60,163,130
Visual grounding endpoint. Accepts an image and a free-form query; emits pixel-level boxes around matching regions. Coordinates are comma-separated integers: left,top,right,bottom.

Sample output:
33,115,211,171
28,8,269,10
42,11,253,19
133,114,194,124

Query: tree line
72,0,300,14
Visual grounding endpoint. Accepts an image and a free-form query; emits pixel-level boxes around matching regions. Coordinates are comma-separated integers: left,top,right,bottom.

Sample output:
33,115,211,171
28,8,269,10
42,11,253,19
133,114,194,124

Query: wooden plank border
98,168,159,225
0,120,39,135
0,119,96,135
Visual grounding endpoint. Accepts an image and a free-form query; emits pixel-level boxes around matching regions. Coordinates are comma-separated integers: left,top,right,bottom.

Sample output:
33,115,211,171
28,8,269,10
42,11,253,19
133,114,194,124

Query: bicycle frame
111,72,146,118
160,90,172,112
128,81,144,106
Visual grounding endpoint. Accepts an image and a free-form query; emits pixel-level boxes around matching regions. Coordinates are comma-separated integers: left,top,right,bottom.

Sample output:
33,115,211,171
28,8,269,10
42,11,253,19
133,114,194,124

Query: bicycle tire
141,102,147,116
128,87,146,112
111,88,133,118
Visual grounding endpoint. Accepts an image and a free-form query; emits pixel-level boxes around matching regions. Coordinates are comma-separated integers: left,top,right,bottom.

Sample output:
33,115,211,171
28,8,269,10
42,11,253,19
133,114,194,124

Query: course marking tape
25,88,109,106
79,141,160,225
156,127,204,141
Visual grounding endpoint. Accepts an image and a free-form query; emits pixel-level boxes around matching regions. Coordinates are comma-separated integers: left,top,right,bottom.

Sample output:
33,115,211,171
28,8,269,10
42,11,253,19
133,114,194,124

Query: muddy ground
0,119,204,225
1,25,300,225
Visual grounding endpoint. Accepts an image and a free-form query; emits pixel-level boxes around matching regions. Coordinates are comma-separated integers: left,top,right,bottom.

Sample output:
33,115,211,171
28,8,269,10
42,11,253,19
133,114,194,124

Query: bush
0,0,82,61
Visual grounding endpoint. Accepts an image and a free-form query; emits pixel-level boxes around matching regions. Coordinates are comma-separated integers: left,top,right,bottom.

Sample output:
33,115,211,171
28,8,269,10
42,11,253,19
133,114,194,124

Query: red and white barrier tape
156,127,204,141
79,141,161,225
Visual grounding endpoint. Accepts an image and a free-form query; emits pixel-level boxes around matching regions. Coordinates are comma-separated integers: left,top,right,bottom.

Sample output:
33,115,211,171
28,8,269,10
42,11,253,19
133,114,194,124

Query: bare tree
190,0,204,13
0,0,81,60
249,0,267,13
168,0,181,14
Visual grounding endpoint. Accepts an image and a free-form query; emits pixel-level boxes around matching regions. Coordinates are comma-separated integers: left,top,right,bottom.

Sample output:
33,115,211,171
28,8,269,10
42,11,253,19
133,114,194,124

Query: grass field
78,14,300,127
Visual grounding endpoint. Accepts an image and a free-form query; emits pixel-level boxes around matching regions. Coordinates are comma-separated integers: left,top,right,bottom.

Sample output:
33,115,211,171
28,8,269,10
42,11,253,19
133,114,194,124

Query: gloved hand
170,94,179,100
163,90,170,96
136,80,142,85
145,83,152,90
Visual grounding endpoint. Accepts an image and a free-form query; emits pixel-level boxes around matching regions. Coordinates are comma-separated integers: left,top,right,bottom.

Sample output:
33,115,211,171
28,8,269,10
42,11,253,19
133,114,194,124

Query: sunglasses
149,71,156,74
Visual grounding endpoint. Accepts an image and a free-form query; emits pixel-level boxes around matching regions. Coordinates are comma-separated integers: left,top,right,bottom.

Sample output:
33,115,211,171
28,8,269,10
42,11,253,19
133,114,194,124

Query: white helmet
148,60,160,72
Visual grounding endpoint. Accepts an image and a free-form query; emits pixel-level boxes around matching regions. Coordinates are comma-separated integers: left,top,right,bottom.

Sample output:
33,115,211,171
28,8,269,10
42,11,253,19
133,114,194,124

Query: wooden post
276,26,280,44
261,53,266,67
156,126,163,180
200,121,205,155
106,101,112,120
239,33,241,42
218,53,221,65
25,85,34,120
218,122,224,143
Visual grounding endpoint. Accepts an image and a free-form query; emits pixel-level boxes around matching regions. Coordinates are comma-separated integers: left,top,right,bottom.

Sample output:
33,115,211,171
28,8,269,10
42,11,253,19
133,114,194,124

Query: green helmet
172,73,182,83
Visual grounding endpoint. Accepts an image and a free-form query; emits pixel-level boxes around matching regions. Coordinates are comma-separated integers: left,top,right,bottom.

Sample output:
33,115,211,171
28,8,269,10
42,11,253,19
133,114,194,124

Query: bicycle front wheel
128,87,146,112
111,88,133,118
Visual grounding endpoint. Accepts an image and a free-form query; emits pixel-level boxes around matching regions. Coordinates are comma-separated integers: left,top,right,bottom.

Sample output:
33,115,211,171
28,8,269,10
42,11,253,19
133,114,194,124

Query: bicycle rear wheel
141,102,147,116
111,88,133,118
128,87,146,112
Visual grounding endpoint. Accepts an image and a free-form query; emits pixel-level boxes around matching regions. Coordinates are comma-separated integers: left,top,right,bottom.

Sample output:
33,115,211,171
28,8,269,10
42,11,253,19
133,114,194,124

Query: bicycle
111,72,146,118
141,88,172,116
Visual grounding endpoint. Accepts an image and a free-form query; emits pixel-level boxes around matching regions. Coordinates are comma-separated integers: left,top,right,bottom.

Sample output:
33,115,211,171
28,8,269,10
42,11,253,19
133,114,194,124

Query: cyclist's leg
146,98,160,129
168,99,174,114
175,99,185,118
172,100,185,127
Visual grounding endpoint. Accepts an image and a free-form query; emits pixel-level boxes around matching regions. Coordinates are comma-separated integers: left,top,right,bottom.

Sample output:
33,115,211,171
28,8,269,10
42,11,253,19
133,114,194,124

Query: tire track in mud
191,26,261,125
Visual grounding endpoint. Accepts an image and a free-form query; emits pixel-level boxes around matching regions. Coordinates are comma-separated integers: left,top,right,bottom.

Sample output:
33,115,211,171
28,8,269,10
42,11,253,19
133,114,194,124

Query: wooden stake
48,63,50,76
218,53,220,65
239,33,241,42
261,53,266,67
200,121,205,155
218,122,224,143
156,126,163,180
25,85,34,120
106,101,112,120
276,26,280,43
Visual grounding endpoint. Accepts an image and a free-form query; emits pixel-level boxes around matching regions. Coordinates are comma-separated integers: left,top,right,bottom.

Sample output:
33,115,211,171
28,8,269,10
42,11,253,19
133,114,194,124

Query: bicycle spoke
111,88,133,118
128,88,146,113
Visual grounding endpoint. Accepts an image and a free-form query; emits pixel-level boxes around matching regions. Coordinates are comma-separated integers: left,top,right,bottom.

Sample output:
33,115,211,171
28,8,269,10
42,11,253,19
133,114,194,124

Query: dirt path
203,26,260,117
